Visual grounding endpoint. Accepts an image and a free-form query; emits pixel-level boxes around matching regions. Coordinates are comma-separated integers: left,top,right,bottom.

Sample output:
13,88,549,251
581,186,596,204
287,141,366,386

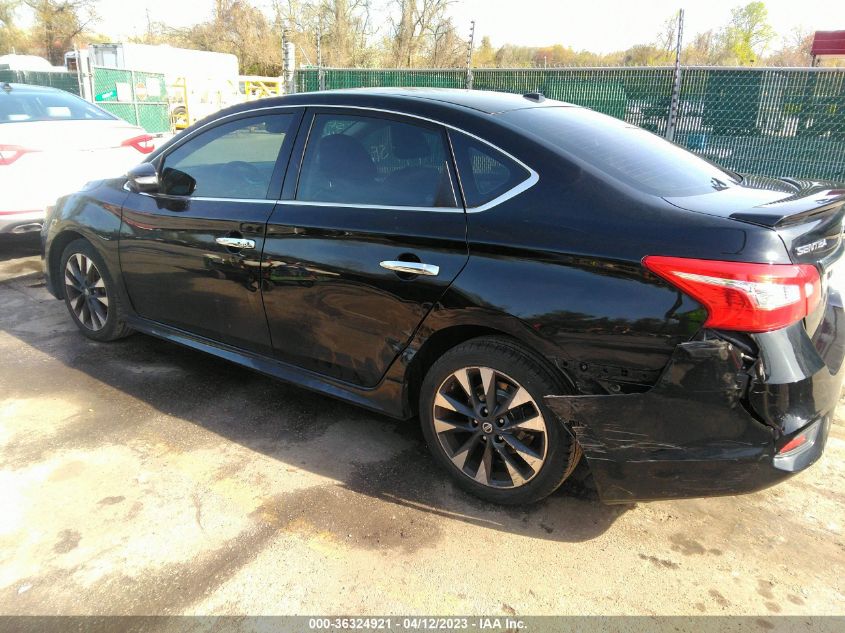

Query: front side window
297,113,458,208
450,132,531,208
158,114,295,199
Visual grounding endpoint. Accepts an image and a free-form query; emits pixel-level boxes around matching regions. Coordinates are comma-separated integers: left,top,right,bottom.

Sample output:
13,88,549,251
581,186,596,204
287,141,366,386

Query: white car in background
0,83,154,234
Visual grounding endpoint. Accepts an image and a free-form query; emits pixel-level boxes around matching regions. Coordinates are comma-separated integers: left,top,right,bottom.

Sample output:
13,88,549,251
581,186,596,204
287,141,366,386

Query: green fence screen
0,69,80,94
296,67,845,181
91,66,170,134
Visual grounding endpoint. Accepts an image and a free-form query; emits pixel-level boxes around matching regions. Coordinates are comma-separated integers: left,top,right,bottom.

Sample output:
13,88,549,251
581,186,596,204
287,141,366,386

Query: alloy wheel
432,366,548,489
64,253,109,331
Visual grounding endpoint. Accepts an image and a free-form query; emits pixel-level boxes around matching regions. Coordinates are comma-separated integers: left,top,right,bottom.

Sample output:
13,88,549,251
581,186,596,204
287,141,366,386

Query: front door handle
216,237,256,250
380,260,440,276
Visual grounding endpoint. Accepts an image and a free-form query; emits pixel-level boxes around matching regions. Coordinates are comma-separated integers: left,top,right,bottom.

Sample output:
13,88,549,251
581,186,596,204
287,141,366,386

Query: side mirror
127,162,159,194
159,167,196,196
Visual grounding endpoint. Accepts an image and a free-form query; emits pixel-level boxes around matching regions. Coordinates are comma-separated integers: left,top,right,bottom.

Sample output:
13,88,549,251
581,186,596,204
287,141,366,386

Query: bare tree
429,17,463,67
682,29,718,65
389,0,452,67
493,44,537,68
271,1,373,68
655,14,678,55
0,0,24,53
765,27,813,67
24,0,98,65
175,0,281,75
322,0,372,66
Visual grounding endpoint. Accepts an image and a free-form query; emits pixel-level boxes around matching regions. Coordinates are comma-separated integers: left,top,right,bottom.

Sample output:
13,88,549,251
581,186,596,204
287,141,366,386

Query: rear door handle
380,261,440,276
216,237,256,250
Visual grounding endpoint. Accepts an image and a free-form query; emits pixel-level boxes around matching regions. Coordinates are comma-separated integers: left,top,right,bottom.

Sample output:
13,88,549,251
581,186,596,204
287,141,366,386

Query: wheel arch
404,322,574,416
48,230,88,299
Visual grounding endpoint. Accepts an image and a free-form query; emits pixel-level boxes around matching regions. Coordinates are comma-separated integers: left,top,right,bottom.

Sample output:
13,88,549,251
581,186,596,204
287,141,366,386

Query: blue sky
87,0,845,54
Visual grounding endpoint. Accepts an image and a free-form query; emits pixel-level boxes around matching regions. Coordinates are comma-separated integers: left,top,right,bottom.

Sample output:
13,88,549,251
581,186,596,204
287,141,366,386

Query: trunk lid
665,175,845,338
1,119,146,151
664,176,845,270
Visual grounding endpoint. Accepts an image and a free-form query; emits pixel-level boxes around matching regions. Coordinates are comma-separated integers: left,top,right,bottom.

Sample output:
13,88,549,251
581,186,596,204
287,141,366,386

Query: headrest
317,134,376,181
391,124,431,160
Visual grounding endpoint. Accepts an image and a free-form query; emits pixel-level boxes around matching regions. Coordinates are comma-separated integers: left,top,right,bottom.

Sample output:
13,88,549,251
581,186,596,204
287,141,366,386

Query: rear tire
60,239,132,342
419,336,581,505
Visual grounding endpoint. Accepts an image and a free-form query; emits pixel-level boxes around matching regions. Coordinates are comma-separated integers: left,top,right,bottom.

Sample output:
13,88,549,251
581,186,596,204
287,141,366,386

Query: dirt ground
1,233,844,619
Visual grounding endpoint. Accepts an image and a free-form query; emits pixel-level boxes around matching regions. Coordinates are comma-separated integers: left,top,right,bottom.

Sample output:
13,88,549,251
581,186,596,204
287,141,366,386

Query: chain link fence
296,67,845,181
0,69,80,95
91,66,171,133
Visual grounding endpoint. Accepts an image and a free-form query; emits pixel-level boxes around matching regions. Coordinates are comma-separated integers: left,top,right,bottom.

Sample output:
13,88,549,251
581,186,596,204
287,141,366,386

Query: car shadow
1,268,630,544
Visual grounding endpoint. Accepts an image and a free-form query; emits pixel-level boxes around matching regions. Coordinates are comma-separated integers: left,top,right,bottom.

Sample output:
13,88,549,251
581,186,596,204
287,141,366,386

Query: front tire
60,239,132,342
420,336,581,505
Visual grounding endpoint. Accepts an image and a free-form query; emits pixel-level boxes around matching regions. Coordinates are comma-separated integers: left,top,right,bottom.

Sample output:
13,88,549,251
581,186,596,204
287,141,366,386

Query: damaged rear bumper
545,294,844,504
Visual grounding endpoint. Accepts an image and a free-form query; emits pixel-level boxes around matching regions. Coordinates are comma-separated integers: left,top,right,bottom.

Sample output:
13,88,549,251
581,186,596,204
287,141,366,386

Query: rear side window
0,89,116,123
450,132,531,208
503,107,740,197
297,113,458,208
158,114,295,199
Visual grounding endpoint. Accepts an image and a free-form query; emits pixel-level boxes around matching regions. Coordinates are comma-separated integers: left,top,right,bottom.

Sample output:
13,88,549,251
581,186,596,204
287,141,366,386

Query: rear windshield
0,88,117,124
503,107,740,197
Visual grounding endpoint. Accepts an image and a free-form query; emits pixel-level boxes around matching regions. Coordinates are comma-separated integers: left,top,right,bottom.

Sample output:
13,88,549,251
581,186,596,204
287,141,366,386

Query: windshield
504,107,741,198
0,87,117,124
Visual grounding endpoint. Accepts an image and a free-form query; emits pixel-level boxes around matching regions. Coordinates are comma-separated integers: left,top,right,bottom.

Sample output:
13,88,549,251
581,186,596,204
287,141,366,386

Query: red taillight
121,134,155,154
642,255,821,333
778,434,808,455
0,144,35,166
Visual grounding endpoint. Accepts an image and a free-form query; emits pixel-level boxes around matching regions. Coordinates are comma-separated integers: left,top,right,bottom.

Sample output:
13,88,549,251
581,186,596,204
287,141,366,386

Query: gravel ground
1,233,844,620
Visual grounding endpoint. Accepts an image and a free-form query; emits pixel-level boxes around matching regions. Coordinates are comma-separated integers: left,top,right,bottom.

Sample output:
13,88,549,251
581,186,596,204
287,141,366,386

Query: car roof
339,87,575,114
265,87,576,115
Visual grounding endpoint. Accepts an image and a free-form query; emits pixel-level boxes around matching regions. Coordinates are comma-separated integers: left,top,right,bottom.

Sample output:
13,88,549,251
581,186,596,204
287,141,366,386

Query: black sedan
42,88,845,505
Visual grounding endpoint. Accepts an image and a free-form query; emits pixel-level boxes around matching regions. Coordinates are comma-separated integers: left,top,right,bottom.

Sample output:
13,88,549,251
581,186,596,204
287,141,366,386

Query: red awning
811,30,845,57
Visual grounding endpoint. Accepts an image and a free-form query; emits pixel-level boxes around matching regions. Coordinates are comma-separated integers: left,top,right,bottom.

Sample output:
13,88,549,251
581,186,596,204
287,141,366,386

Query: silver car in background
0,83,154,235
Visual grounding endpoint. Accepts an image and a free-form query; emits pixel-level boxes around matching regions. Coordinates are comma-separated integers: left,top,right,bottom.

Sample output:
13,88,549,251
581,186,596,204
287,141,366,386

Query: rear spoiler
739,182,845,268
729,182,845,228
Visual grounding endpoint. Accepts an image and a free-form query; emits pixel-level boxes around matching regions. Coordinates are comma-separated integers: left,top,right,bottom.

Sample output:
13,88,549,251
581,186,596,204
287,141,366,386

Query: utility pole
317,19,325,91
665,8,685,142
282,22,296,94
465,20,475,90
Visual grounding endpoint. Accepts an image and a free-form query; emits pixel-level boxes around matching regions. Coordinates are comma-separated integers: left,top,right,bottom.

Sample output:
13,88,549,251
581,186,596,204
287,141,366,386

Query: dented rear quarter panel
545,340,784,502
469,172,845,503
544,291,844,503
448,161,794,395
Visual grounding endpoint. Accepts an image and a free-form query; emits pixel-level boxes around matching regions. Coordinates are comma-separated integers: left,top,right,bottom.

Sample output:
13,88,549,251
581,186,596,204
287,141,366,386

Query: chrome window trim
147,102,539,212
276,199,461,213
122,182,274,204
295,109,463,212
467,169,538,213
187,196,275,204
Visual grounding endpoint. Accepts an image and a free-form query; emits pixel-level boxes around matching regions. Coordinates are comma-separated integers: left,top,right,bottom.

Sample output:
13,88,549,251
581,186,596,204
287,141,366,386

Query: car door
119,109,303,354
261,108,469,387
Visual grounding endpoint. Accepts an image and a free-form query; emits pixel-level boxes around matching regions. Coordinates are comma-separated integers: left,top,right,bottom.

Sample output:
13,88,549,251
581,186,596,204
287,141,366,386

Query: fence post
317,22,325,91
665,8,685,141
130,70,141,128
282,25,296,94
74,48,83,97
465,20,475,90
81,52,94,102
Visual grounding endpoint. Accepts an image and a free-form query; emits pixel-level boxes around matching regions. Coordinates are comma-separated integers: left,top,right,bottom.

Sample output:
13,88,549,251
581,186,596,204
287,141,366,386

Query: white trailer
85,43,243,126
